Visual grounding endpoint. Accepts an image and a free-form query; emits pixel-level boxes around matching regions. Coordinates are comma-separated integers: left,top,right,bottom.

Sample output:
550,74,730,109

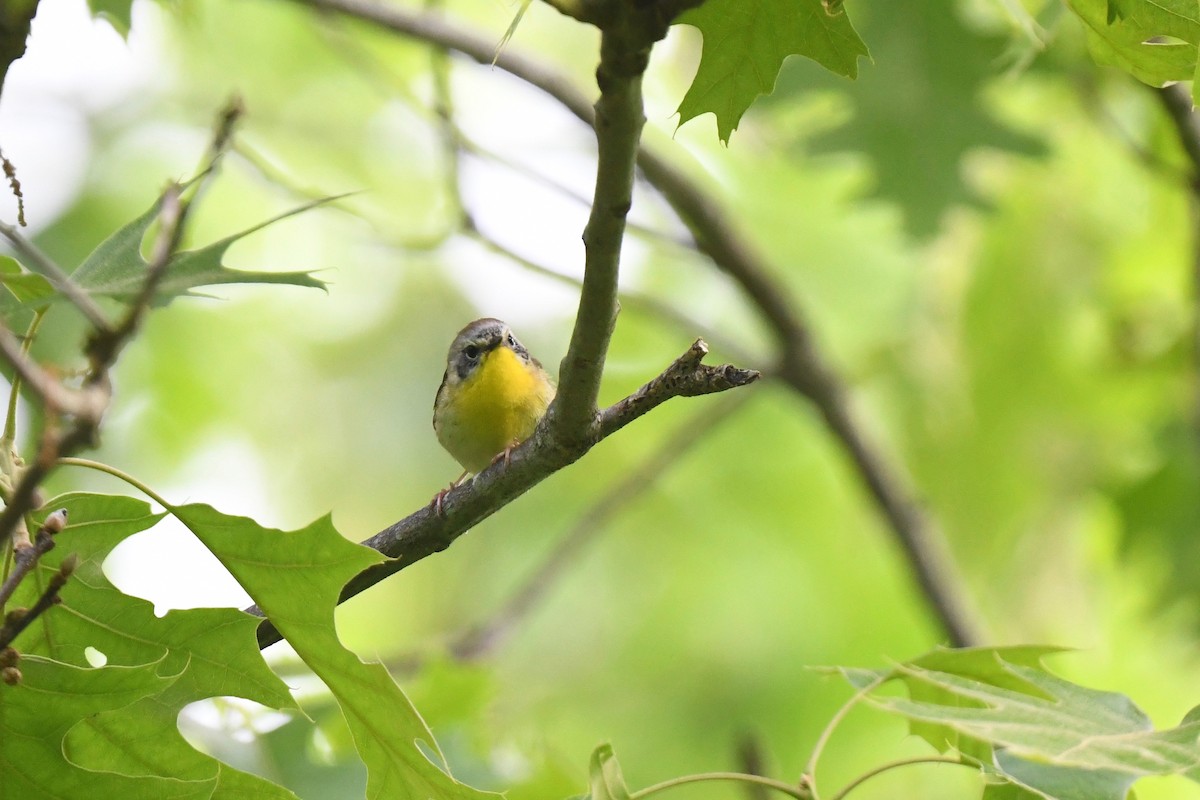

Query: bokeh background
2,0,1198,797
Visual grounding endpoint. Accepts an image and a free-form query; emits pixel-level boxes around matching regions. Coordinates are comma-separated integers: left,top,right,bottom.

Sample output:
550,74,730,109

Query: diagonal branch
253,342,759,648
284,0,983,647
1155,84,1200,441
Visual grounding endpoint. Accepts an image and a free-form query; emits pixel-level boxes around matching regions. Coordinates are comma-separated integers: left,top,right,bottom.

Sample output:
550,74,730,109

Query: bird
432,318,556,508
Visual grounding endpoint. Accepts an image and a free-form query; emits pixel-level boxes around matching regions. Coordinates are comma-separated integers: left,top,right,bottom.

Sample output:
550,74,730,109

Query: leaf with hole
169,502,498,800
8,494,300,799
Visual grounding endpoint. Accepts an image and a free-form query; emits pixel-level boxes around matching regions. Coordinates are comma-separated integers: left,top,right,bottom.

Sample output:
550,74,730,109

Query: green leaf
993,751,1136,800
859,654,1200,799
1065,0,1200,88
12,494,301,799
778,0,1044,236
0,657,216,800
900,646,1067,757
675,0,869,143
169,503,497,800
69,188,330,305
981,781,1049,800
0,255,53,306
87,0,134,37
587,744,631,800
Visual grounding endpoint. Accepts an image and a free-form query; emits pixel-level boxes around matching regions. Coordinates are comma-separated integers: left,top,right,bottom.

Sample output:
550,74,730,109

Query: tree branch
1155,84,1200,440
285,0,983,647
254,342,759,648
552,2,671,441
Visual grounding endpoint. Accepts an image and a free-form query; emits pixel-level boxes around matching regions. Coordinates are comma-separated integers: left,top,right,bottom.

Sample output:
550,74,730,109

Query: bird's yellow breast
436,346,554,474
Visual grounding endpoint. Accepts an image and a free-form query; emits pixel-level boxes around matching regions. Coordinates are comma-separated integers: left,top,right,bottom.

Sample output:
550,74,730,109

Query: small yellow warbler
433,318,556,480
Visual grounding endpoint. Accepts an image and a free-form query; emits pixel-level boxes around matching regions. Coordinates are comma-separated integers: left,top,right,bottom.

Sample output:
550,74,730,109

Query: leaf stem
629,771,811,800
803,673,887,798
2,306,45,451
55,457,171,508
826,756,969,800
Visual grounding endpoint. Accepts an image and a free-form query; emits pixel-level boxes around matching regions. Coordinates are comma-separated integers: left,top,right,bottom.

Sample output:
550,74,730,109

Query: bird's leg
432,470,469,517
489,439,522,469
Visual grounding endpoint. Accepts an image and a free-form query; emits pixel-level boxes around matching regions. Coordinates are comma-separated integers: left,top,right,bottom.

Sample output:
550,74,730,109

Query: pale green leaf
0,255,53,306
587,744,631,800
676,0,869,142
69,188,331,305
1065,0,1200,88
867,658,1200,798
87,0,134,37
169,503,498,800
993,751,1136,800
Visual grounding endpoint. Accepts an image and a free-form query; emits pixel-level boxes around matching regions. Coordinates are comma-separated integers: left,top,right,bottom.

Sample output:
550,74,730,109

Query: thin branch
629,772,810,800
737,733,773,800
0,508,66,613
0,324,103,421
1155,85,1200,183
449,390,752,662
549,6,655,440
254,341,759,648
87,183,183,369
0,552,75,653
0,221,111,333
802,672,886,794
2,307,45,450
465,225,757,367
1154,84,1200,441
285,0,983,649
825,756,969,800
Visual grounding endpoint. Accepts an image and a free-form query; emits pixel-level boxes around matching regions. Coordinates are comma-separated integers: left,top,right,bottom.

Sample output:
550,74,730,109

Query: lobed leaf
1065,0,1200,97
169,502,497,800
69,188,330,305
675,0,868,143
0,657,212,800
842,648,1200,799
8,493,301,799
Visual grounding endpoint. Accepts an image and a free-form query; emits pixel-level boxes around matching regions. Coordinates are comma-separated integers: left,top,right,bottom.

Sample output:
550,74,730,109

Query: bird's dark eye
463,344,480,359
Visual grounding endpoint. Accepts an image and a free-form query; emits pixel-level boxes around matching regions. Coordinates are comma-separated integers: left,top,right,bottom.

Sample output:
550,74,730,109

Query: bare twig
87,183,184,369
0,324,104,420
284,0,983,648
0,508,66,613
254,341,759,648
737,734,773,800
0,221,111,333
0,552,76,653
1155,84,1200,439
1155,85,1200,184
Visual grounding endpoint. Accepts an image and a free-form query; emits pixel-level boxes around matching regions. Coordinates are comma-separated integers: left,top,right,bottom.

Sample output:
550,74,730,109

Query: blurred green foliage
0,0,1198,797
